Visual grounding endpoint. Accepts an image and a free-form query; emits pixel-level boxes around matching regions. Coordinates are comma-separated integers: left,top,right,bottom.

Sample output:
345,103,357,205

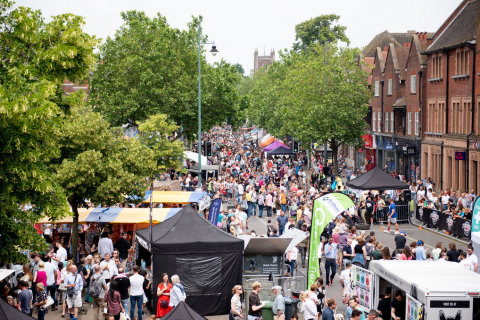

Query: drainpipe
443,49,450,134
381,80,385,133
403,106,407,135
418,69,423,179
466,41,476,190
440,141,444,190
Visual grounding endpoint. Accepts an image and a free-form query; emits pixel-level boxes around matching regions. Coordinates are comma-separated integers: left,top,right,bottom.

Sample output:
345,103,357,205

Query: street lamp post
197,24,218,189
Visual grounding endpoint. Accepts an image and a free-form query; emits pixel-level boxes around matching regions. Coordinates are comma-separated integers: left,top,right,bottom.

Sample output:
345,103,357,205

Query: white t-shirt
289,247,298,261
44,262,56,286
99,259,116,279
130,274,145,296
185,178,190,187
318,242,324,257
468,253,478,270
351,240,358,253
340,269,351,294
417,190,425,198
441,195,449,205
309,187,316,196
459,259,473,271
53,247,67,269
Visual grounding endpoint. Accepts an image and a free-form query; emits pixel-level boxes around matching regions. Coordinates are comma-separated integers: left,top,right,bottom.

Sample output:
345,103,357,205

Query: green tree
281,44,372,173
0,0,99,263
55,104,156,263
234,63,245,76
90,11,241,139
138,113,184,174
293,14,349,52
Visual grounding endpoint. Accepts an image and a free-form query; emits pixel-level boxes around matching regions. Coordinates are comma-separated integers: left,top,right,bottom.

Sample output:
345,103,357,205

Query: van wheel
356,223,371,230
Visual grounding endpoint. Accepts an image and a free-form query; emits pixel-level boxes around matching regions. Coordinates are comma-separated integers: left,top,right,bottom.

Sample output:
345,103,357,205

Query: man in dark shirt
391,290,406,320
342,238,354,268
394,231,407,255
276,210,288,236
267,220,275,237
270,228,279,237
322,298,336,320
365,197,375,225
114,267,131,314
297,214,306,230
115,232,131,260
248,282,265,319
377,287,391,320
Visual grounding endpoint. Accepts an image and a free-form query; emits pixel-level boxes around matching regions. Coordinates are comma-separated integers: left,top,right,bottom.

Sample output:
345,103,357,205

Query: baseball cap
417,240,422,245
400,231,406,235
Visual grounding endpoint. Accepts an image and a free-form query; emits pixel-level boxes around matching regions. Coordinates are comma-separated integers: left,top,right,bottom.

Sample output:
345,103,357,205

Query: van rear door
425,296,472,320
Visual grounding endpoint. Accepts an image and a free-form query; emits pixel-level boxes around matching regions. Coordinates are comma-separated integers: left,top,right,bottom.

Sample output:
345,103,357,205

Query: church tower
254,48,275,73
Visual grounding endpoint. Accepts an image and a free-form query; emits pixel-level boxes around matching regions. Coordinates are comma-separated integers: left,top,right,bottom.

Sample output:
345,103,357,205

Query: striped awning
142,191,206,204
38,207,181,224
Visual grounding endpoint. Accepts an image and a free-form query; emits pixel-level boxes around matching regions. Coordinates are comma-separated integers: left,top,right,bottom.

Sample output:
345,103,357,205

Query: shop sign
357,148,364,153
455,151,466,160
384,140,394,150
376,137,383,149
473,141,480,149
396,145,416,155
361,134,373,148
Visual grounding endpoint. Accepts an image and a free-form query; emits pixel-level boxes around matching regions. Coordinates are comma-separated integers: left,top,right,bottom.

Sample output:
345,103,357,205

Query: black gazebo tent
267,145,293,155
0,297,36,320
136,205,243,316
162,301,207,320
345,167,409,190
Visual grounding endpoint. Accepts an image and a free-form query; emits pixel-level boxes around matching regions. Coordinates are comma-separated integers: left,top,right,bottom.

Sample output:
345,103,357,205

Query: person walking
322,299,337,320
34,283,48,320
384,198,399,234
65,264,83,320
129,265,145,320
104,281,124,320
248,282,265,320
100,253,116,283
156,273,172,318
17,280,33,315
90,265,108,320
230,285,243,319
272,286,285,320
300,291,317,320
324,237,338,287
42,255,58,311
98,232,114,259
169,275,186,309
115,267,130,316
298,224,309,268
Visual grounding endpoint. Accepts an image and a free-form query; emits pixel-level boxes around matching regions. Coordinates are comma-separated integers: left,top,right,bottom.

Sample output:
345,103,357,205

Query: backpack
89,274,102,298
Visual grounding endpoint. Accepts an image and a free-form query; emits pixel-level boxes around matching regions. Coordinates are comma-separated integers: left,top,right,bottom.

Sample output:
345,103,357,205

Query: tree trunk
71,204,79,265
330,139,338,178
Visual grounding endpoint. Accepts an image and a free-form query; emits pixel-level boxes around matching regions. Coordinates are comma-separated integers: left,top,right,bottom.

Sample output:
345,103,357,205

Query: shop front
384,139,395,172
396,140,421,183
361,134,376,171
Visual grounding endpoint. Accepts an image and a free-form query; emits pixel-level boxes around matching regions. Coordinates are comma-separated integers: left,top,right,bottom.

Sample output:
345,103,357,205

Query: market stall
142,191,206,204
136,205,243,316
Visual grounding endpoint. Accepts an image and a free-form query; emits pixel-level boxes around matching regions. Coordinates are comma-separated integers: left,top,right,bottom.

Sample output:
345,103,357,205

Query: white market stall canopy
184,151,208,166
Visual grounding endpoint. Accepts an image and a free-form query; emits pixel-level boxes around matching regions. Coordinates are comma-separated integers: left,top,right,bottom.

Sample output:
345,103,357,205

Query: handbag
44,296,54,309
67,274,79,297
160,300,169,307
58,283,67,292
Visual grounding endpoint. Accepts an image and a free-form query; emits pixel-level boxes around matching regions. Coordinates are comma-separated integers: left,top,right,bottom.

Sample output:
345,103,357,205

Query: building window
452,101,460,134
387,79,392,95
410,75,416,93
390,112,394,133
432,54,443,78
456,49,469,75
415,112,419,135
377,112,381,132
373,112,376,132
375,81,379,97
464,100,471,134
385,112,389,133
439,102,445,133
407,112,412,135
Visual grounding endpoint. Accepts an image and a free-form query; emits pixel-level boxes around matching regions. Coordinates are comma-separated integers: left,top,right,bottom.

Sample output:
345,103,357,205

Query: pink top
332,233,339,244
401,254,413,260
56,269,63,285
36,270,47,286
265,194,273,207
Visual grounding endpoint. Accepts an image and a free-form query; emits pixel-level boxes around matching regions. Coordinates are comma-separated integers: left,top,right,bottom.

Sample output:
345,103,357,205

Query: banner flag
208,198,222,226
472,197,480,233
307,193,354,288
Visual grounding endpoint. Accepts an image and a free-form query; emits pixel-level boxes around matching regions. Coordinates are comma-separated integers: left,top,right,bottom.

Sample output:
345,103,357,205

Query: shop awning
38,207,181,224
142,191,206,204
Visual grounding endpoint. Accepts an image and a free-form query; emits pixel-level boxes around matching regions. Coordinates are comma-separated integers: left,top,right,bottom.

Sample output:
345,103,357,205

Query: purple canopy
263,140,290,152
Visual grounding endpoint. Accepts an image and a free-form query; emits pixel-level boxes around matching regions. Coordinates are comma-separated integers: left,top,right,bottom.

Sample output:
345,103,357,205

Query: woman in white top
169,275,186,308
230,285,243,319
300,291,317,320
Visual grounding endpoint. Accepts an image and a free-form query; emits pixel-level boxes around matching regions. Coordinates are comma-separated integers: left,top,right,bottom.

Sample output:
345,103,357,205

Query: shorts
389,217,397,224
365,210,373,219
66,291,82,308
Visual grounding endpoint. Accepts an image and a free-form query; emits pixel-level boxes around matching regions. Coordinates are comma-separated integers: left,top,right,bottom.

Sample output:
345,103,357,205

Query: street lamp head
210,45,219,56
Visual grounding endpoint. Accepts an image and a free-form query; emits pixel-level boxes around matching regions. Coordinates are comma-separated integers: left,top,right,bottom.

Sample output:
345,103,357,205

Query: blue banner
208,198,222,226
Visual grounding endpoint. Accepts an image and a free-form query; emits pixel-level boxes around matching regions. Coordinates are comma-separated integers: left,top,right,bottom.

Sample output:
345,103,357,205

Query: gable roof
362,31,416,57
425,0,480,53
136,204,244,254
406,35,429,68
373,47,387,74
385,44,409,80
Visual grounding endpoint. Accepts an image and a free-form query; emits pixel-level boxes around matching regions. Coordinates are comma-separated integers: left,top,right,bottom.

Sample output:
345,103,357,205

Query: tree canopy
293,14,349,52
234,63,245,76
0,0,99,263
90,11,242,138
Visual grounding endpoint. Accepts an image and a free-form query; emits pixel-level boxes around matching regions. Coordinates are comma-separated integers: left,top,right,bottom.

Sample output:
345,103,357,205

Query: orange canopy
260,137,276,148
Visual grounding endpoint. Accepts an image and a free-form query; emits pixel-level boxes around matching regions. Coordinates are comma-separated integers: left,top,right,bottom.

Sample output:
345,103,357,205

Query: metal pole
198,24,202,189
324,45,328,168
149,180,153,262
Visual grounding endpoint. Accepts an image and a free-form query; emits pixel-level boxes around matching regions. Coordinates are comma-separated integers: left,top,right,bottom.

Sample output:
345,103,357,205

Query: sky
19,0,461,75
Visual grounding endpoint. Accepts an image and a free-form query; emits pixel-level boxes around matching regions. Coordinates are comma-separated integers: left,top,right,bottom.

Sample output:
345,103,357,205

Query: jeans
252,202,257,216
249,315,263,320
279,228,285,236
288,260,296,276
281,204,287,213
258,205,264,218
130,295,143,320
38,309,46,320
247,201,252,217
266,206,272,217
325,259,337,284
298,247,307,266
47,284,56,310
121,298,129,316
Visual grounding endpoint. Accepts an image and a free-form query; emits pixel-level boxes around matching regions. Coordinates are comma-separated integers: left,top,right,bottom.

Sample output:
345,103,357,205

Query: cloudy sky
19,0,461,75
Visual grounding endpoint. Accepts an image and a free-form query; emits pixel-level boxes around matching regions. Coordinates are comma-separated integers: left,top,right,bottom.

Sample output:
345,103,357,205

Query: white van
363,261,480,320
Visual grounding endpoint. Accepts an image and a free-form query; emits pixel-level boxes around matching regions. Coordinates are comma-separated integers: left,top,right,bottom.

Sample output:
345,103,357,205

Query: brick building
422,0,480,193
62,80,89,94
253,48,275,73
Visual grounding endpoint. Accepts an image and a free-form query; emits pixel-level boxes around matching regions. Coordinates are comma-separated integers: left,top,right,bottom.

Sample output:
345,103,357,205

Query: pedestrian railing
374,203,410,223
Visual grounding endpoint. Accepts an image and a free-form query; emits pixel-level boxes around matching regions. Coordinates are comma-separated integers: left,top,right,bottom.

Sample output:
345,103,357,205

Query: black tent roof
162,301,207,320
136,204,243,254
0,297,36,320
267,145,293,155
345,167,409,191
